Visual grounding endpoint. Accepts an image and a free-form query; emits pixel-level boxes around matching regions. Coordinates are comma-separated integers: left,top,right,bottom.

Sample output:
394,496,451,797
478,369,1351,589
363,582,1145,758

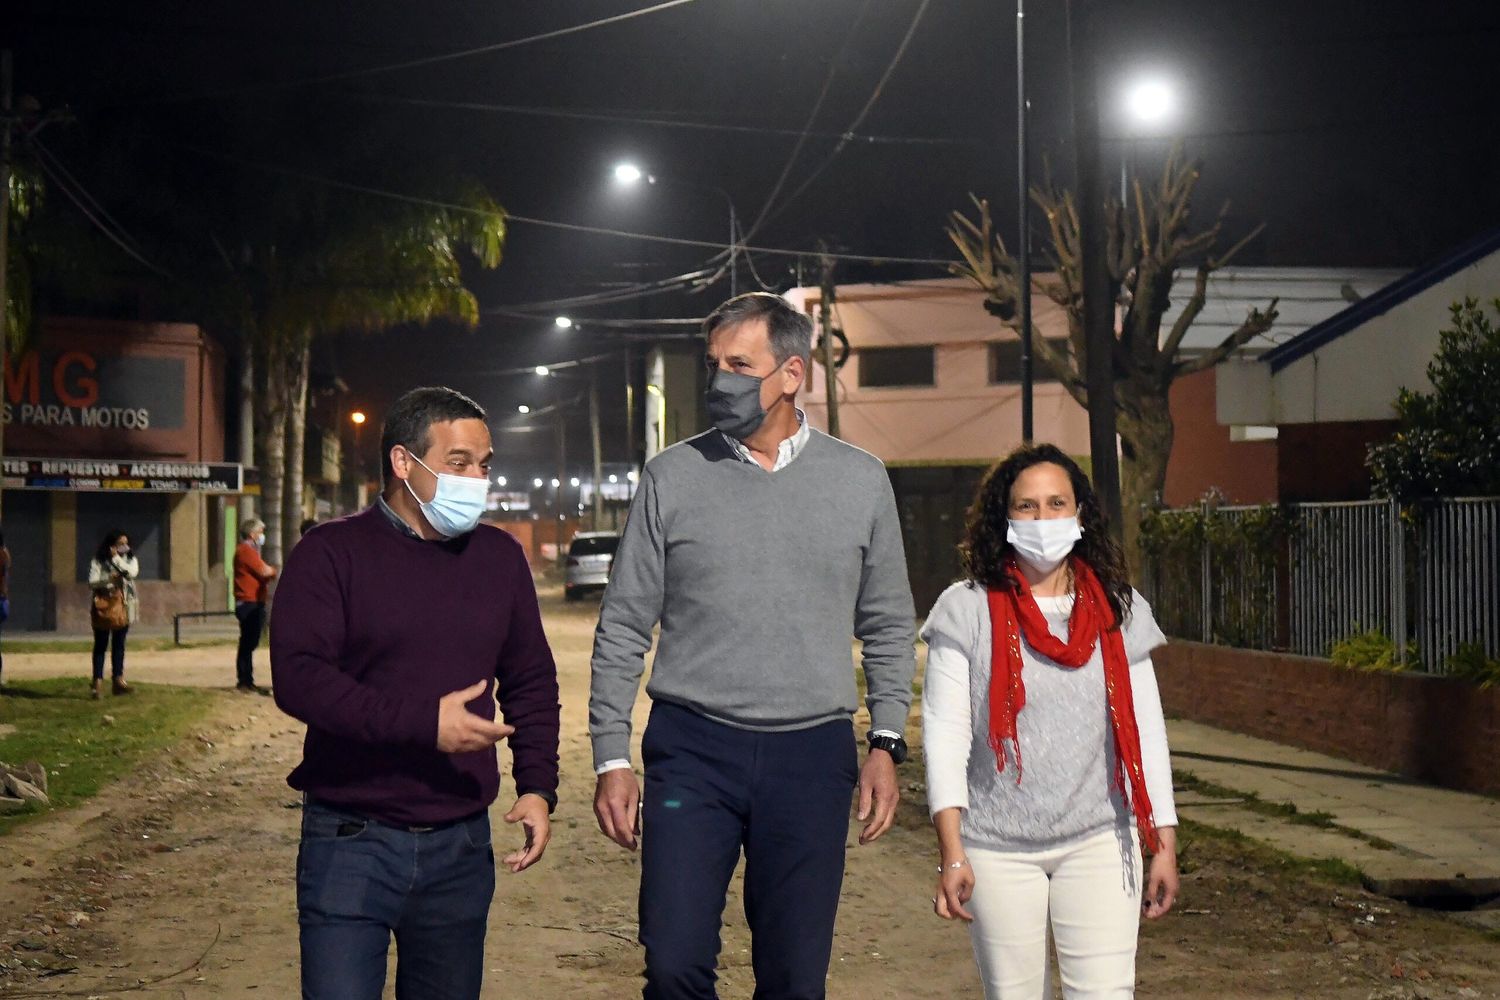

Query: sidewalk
1169,719,1500,924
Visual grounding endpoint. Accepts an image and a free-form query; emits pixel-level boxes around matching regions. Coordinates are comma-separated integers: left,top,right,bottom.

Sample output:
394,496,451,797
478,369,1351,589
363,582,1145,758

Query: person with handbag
88,528,139,699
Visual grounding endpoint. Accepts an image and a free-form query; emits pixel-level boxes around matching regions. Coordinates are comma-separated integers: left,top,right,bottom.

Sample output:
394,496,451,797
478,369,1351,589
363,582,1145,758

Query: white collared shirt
722,408,811,472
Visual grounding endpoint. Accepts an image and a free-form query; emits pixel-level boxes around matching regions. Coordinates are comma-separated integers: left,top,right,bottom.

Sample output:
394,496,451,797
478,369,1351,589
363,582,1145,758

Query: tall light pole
613,161,739,297
1016,1,1033,443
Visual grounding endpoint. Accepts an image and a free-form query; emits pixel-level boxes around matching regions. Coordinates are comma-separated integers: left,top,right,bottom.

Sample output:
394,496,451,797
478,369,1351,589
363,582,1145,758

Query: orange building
2,317,242,631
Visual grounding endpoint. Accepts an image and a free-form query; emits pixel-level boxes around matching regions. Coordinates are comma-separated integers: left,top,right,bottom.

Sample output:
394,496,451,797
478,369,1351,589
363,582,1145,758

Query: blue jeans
296,799,496,1000
638,702,859,1000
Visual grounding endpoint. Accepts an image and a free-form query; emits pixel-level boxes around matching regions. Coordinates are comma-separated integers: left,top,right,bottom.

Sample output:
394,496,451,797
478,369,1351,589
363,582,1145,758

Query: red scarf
985,558,1160,852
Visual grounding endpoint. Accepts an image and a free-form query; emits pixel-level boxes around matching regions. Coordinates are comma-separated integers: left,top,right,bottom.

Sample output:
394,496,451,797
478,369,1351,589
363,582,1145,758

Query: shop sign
1,457,243,493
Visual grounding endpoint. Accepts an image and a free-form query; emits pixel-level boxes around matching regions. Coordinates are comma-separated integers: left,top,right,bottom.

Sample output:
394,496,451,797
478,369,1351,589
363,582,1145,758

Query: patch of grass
1178,817,1366,886
1176,769,1403,853
0,677,220,836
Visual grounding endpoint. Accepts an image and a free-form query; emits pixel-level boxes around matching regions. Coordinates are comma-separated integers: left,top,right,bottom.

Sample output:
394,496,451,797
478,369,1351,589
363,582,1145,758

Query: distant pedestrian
921,443,1178,999
232,518,277,695
87,528,138,699
0,527,10,688
272,386,560,1000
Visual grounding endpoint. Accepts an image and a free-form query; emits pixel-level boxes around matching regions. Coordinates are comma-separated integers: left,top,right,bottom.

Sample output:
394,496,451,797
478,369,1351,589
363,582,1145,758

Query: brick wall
1155,642,1500,798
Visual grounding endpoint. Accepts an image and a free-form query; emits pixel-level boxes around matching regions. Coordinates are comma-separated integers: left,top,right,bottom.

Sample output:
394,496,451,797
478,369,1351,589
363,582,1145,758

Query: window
988,338,1069,385
856,346,936,388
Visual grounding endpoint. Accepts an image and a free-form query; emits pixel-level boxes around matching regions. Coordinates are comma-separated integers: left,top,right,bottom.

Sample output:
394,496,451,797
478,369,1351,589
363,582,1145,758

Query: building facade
2,317,241,631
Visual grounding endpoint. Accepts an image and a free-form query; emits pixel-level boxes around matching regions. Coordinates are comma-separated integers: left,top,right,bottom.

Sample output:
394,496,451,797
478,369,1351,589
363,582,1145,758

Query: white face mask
405,454,489,538
1007,516,1083,575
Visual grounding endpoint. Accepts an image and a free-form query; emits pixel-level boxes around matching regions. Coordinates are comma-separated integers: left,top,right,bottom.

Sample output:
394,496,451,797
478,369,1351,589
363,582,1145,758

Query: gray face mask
706,361,784,441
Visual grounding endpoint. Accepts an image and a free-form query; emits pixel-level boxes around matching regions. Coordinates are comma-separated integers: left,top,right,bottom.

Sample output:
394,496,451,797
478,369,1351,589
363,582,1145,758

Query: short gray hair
703,293,813,366
240,518,265,539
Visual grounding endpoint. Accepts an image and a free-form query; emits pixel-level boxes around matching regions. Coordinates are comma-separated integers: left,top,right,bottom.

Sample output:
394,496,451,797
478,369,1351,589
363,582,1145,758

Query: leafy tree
947,148,1277,566
1368,298,1500,501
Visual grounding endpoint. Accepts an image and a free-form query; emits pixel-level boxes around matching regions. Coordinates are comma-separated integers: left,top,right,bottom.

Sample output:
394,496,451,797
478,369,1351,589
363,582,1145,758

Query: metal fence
1142,496,1500,672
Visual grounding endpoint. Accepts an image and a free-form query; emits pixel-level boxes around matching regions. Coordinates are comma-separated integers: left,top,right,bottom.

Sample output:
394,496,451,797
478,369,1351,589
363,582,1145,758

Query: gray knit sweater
589,429,917,768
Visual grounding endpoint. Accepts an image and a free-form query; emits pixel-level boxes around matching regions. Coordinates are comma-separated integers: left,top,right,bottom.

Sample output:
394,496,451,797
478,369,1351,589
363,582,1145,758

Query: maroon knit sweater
271,506,560,825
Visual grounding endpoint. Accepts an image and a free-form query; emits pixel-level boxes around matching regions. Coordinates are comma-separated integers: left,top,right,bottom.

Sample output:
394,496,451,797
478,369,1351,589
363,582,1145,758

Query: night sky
11,0,1500,481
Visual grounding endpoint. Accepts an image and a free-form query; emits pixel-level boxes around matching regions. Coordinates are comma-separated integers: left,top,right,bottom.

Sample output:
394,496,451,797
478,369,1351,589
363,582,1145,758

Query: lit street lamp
554,316,573,329
1120,75,1179,200
613,161,740,297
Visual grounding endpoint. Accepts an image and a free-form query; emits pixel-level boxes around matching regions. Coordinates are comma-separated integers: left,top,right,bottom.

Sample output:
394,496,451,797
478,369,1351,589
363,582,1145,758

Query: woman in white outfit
922,444,1178,999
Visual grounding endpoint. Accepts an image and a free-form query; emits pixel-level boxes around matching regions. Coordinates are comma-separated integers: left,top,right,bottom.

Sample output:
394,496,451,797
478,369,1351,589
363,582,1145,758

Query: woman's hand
1143,826,1179,920
933,859,975,922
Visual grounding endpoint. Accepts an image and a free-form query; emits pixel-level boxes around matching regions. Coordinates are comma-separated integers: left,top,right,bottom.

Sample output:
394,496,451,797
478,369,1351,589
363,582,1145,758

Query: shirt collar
376,495,425,540
723,407,810,473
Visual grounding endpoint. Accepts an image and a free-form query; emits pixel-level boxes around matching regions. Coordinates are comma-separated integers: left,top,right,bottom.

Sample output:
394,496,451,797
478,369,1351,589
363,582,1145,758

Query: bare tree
948,147,1279,564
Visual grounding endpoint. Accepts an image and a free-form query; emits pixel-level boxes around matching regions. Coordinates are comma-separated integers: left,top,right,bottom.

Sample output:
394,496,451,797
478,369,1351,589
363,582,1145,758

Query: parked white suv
564,531,620,601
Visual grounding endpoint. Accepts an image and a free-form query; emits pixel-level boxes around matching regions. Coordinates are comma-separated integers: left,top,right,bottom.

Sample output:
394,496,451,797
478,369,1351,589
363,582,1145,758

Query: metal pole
0,51,13,518
1067,0,1124,540
728,200,738,298
589,365,603,530
818,245,840,440
555,414,567,570
1016,2,1033,444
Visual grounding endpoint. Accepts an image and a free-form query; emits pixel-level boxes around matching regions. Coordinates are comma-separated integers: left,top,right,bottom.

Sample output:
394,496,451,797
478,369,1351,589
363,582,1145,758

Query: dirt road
2,586,1497,998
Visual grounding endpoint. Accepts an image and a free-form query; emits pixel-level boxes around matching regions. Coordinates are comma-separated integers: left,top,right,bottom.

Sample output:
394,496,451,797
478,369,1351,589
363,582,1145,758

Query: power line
757,0,933,233
32,139,172,277
140,0,704,105
336,93,987,148
173,144,956,267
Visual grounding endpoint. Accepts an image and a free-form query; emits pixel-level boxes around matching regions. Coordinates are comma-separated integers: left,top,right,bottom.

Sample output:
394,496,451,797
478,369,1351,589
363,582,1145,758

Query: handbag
91,584,129,631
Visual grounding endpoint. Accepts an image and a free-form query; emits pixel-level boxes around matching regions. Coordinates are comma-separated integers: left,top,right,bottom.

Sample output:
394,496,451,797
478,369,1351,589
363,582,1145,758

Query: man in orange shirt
233,518,277,695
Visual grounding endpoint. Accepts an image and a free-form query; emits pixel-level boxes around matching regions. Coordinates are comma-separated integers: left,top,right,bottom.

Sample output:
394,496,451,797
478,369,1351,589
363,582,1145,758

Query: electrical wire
31,142,173,277
739,0,876,247
336,93,987,148
139,0,704,105
173,145,956,267
755,0,933,234
32,140,151,260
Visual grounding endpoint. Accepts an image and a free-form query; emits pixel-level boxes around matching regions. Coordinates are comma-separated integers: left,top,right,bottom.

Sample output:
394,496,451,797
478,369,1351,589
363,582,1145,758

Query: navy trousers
639,701,858,1000
296,799,495,1000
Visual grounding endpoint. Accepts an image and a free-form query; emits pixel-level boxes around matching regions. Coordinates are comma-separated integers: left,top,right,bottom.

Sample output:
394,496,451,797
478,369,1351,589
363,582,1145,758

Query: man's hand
435,680,515,754
856,749,899,845
501,794,551,873
594,768,641,851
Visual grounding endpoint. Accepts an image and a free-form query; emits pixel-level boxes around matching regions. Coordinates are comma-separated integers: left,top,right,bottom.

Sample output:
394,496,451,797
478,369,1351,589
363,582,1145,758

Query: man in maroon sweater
271,386,560,1000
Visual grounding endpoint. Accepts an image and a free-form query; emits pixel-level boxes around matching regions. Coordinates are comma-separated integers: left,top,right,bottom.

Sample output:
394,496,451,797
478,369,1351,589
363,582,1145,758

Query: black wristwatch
867,733,909,765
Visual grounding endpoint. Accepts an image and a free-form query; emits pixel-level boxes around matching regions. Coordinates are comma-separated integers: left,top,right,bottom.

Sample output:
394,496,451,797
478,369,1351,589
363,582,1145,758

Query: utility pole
623,342,636,472
1016,3,1034,443
555,414,568,569
817,243,840,440
589,364,603,529
0,51,13,518
1067,0,1123,540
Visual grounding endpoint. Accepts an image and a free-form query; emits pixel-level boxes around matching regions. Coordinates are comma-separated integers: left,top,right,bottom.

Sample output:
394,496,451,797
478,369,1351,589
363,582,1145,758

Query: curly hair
959,443,1133,624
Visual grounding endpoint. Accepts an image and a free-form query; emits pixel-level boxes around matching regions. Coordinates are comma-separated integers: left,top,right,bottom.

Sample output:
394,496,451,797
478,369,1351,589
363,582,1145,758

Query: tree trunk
258,335,290,568
282,336,311,554
1116,385,1175,579
237,334,257,522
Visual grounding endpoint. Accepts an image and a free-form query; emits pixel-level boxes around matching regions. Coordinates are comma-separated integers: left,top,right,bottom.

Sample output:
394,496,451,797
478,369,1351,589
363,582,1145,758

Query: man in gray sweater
590,292,917,1000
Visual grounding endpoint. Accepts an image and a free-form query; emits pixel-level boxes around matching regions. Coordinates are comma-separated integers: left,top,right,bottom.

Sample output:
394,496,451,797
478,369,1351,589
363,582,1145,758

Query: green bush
1328,629,1415,673
1446,642,1500,689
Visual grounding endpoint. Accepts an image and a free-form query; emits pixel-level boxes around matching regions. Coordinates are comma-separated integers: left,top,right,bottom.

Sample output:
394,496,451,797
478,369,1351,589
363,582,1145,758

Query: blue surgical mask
405,455,489,538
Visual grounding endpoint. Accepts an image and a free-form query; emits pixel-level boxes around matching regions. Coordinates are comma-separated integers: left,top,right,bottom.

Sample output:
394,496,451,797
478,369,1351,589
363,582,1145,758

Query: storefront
1,317,240,631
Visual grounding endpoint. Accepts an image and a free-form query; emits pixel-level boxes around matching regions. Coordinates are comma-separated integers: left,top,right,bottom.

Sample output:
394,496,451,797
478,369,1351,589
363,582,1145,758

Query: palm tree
233,182,506,564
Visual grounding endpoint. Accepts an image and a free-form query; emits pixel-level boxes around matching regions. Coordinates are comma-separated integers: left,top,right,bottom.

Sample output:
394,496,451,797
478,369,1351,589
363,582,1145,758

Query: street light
612,160,739,297
533,477,544,489
496,475,507,487
534,365,550,376
350,410,367,426
1120,75,1179,199
570,477,581,488
517,404,531,414
554,316,573,329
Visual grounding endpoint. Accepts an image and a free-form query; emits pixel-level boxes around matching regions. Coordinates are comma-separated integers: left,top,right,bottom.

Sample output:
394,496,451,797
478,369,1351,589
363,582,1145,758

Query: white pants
966,828,1142,1000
